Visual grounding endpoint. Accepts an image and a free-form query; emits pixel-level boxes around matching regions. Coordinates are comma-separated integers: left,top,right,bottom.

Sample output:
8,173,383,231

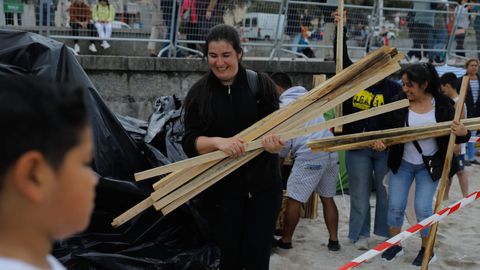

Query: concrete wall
78,55,336,120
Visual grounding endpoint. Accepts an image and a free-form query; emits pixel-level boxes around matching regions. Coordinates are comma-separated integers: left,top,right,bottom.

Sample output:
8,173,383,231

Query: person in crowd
440,72,469,199
407,1,435,63
182,24,284,269
453,0,471,57
180,0,219,56
431,1,448,64
374,63,470,266
473,2,480,59
0,77,97,269
68,0,97,54
92,0,115,50
147,0,166,57
322,0,337,61
458,58,480,165
333,10,401,250
270,72,340,252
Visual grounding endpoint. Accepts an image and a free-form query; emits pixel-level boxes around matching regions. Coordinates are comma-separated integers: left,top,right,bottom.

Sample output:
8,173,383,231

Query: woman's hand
371,140,387,152
262,133,285,154
333,10,347,26
215,136,246,158
451,120,468,136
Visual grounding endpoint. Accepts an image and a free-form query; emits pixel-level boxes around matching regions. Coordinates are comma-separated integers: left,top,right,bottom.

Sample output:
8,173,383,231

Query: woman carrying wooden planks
373,63,470,266
182,24,284,270
333,10,402,250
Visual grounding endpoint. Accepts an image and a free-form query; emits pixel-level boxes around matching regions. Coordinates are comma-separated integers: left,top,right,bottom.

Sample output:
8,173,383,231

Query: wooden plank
135,48,395,182
308,118,480,152
154,59,404,213
422,76,469,269
311,122,480,152
138,99,408,179
111,197,152,228
334,0,345,133
150,57,402,204
112,47,399,226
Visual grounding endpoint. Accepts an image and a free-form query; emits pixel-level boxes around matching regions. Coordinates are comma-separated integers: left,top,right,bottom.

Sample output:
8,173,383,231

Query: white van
241,12,285,40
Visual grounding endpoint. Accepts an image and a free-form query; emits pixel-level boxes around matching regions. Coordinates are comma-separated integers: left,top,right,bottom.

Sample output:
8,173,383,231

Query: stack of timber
308,118,480,153
111,47,404,228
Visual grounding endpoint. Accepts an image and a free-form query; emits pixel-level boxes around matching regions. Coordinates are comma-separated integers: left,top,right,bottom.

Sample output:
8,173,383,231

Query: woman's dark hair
400,63,441,96
203,24,243,57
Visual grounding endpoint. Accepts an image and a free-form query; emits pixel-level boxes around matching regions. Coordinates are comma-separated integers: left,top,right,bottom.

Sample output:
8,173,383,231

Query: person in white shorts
270,72,340,251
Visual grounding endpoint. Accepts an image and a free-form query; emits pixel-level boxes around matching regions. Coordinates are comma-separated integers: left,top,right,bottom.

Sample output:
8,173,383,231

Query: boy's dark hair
270,72,293,90
440,72,458,88
0,76,89,182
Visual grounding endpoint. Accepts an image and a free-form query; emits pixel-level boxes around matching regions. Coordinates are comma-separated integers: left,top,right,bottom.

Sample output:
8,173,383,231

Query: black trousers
71,22,95,44
203,185,282,270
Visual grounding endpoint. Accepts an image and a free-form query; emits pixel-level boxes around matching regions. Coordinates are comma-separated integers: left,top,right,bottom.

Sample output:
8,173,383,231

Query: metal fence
1,0,480,62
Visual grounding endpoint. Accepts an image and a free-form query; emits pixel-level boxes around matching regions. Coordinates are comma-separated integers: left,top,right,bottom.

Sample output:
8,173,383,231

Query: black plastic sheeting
0,30,219,269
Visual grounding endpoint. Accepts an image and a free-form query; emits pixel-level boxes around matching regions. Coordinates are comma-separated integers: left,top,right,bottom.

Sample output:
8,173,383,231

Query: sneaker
470,159,480,165
409,56,419,63
74,43,80,53
274,238,292,249
328,239,341,251
101,41,111,49
464,160,472,166
354,237,369,250
412,247,437,266
381,245,404,261
420,57,430,63
88,43,97,53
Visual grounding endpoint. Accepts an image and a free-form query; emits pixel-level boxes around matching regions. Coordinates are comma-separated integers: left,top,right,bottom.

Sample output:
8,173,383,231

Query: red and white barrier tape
338,191,480,270
468,136,480,143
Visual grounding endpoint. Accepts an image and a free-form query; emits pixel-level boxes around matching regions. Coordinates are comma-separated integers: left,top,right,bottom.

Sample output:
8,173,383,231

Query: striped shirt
470,80,479,103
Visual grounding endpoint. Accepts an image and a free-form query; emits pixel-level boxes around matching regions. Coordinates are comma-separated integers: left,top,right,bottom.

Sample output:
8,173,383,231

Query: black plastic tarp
0,29,219,269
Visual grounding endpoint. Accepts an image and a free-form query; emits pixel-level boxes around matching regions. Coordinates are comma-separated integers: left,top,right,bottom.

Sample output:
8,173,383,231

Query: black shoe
275,239,292,249
464,160,472,166
327,239,340,251
412,247,437,266
471,159,480,165
381,245,404,261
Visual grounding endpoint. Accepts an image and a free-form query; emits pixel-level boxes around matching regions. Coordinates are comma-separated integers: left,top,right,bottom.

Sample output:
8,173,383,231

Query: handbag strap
406,111,424,154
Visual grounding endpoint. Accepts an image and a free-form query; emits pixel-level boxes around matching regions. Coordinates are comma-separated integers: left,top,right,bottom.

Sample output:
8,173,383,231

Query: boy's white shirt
0,255,66,270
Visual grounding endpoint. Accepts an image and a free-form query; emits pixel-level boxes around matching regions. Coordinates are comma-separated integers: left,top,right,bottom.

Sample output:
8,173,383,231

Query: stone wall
78,55,336,120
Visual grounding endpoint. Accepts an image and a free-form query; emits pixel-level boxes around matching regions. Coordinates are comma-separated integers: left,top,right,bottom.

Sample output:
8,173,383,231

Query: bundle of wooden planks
307,118,480,153
111,47,404,228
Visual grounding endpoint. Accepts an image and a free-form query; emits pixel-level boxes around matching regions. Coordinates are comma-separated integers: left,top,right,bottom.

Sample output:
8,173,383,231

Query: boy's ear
12,151,53,203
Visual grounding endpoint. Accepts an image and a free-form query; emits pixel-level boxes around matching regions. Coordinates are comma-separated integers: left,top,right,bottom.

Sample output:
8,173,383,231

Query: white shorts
286,153,339,203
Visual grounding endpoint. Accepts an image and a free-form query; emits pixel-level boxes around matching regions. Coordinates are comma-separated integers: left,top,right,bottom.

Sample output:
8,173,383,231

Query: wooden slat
422,76,470,269
111,197,152,228
138,99,408,179
134,48,395,182
150,99,408,202
334,0,345,133
310,122,480,152
155,59,403,214
112,47,399,227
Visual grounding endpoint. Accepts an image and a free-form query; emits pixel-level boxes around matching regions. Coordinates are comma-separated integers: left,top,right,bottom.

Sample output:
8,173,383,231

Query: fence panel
1,0,480,61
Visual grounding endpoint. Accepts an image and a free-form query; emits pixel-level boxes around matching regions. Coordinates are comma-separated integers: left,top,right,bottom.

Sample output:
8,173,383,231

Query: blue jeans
387,160,439,237
467,130,477,161
346,148,389,241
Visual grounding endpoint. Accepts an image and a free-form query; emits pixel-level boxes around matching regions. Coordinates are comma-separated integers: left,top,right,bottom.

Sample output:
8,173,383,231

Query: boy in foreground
0,77,97,269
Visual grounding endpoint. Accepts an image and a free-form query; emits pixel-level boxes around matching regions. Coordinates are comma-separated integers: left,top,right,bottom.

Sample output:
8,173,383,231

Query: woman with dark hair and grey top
182,24,284,270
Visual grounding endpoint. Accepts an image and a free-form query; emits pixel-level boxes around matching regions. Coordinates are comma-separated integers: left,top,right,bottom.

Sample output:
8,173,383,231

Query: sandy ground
270,165,480,270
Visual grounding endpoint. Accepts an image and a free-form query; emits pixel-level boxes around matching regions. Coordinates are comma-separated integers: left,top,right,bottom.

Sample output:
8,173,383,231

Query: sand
270,165,480,270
